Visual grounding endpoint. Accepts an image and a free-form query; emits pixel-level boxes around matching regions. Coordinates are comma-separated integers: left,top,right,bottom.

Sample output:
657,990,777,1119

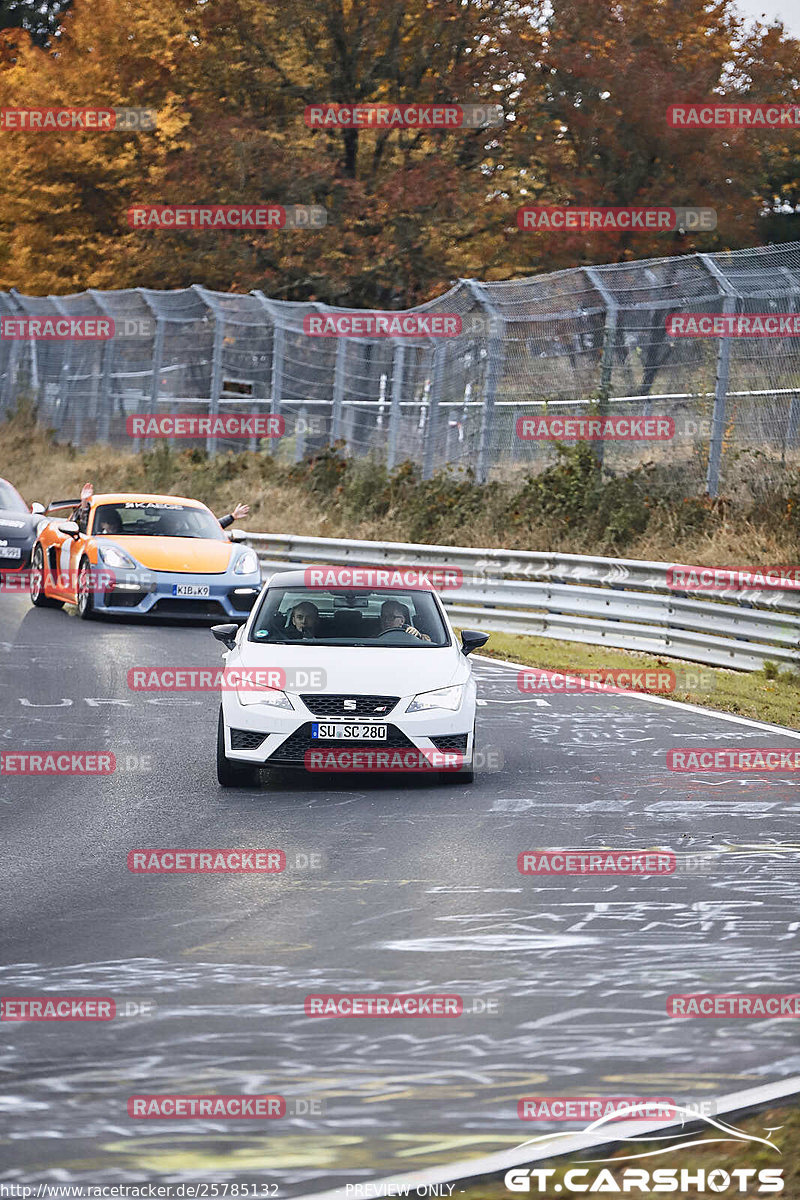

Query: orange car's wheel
29,544,63,609
76,556,96,620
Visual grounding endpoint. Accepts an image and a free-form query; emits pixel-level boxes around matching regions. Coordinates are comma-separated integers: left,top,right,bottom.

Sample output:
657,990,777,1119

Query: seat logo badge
344,699,357,710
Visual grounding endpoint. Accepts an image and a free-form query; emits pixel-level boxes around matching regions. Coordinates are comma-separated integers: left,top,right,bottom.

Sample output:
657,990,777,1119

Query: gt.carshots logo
0,752,115,775
667,748,800,771
304,994,462,1016
1,997,115,1020
504,1105,784,1193
303,566,463,590
127,849,285,873
516,416,674,441
128,1095,285,1118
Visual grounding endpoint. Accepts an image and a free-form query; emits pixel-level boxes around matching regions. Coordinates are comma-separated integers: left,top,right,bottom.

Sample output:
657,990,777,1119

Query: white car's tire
216,708,258,787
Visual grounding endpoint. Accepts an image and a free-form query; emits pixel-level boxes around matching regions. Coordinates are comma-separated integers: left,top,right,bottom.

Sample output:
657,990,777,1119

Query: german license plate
172,583,210,597
0,546,21,559
312,723,387,740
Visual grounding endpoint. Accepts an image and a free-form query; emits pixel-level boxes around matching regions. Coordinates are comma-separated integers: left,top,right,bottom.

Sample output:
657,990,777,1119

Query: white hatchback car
212,568,488,787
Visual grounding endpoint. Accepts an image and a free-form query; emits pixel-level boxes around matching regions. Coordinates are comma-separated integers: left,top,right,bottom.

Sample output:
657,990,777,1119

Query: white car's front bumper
221,687,476,773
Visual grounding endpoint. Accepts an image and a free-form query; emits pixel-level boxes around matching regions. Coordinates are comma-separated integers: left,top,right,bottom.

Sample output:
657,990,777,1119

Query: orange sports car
29,487,261,620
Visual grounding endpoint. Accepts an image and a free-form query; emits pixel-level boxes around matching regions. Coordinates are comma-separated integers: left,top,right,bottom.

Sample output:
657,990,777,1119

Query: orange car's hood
111,537,232,574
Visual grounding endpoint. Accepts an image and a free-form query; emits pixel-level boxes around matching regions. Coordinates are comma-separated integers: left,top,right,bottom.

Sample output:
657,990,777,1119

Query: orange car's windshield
91,502,226,541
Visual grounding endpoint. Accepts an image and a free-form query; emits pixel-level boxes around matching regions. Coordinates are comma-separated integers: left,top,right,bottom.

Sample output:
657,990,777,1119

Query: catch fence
2,242,800,495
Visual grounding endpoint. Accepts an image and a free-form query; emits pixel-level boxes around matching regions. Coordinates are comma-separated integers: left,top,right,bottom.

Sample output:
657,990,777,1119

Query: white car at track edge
212,567,488,787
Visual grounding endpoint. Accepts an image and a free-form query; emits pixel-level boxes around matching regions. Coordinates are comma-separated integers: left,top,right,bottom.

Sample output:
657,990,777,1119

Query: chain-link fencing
2,242,800,495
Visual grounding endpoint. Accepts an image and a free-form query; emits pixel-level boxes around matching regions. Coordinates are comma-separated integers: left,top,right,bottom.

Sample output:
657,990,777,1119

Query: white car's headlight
234,550,259,575
407,684,463,713
237,685,294,710
98,544,137,570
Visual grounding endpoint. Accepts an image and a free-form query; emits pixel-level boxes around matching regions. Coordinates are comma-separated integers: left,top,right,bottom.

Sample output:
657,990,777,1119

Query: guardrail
232,531,800,672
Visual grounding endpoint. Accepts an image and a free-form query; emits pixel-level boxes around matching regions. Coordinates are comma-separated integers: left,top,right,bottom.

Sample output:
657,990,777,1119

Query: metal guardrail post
584,267,619,468
386,341,405,471
465,280,505,485
421,341,444,480
699,255,739,498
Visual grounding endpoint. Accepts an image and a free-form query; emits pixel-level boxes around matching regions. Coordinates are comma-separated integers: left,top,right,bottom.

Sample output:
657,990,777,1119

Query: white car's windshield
91,502,226,540
250,587,450,647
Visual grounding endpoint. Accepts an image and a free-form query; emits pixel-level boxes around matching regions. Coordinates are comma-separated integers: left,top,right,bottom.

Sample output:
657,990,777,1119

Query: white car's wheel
216,708,258,787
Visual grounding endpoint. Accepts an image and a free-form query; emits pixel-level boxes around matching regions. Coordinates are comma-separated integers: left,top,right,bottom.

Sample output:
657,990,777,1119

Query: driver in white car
379,599,431,641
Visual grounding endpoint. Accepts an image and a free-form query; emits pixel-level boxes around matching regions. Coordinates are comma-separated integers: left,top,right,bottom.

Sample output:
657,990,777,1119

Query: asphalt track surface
1,591,799,1192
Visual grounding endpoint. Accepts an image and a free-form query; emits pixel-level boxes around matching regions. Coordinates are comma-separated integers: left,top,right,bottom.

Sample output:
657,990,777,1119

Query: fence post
134,316,165,455
386,342,405,470
699,254,739,498
207,311,224,459
780,268,800,460
465,280,505,485
330,338,347,445
251,291,283,457
584,267,618,469
421,341,445,480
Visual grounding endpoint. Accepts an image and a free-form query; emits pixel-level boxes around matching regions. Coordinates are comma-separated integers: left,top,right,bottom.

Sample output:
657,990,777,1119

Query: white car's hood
231,641,466,695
